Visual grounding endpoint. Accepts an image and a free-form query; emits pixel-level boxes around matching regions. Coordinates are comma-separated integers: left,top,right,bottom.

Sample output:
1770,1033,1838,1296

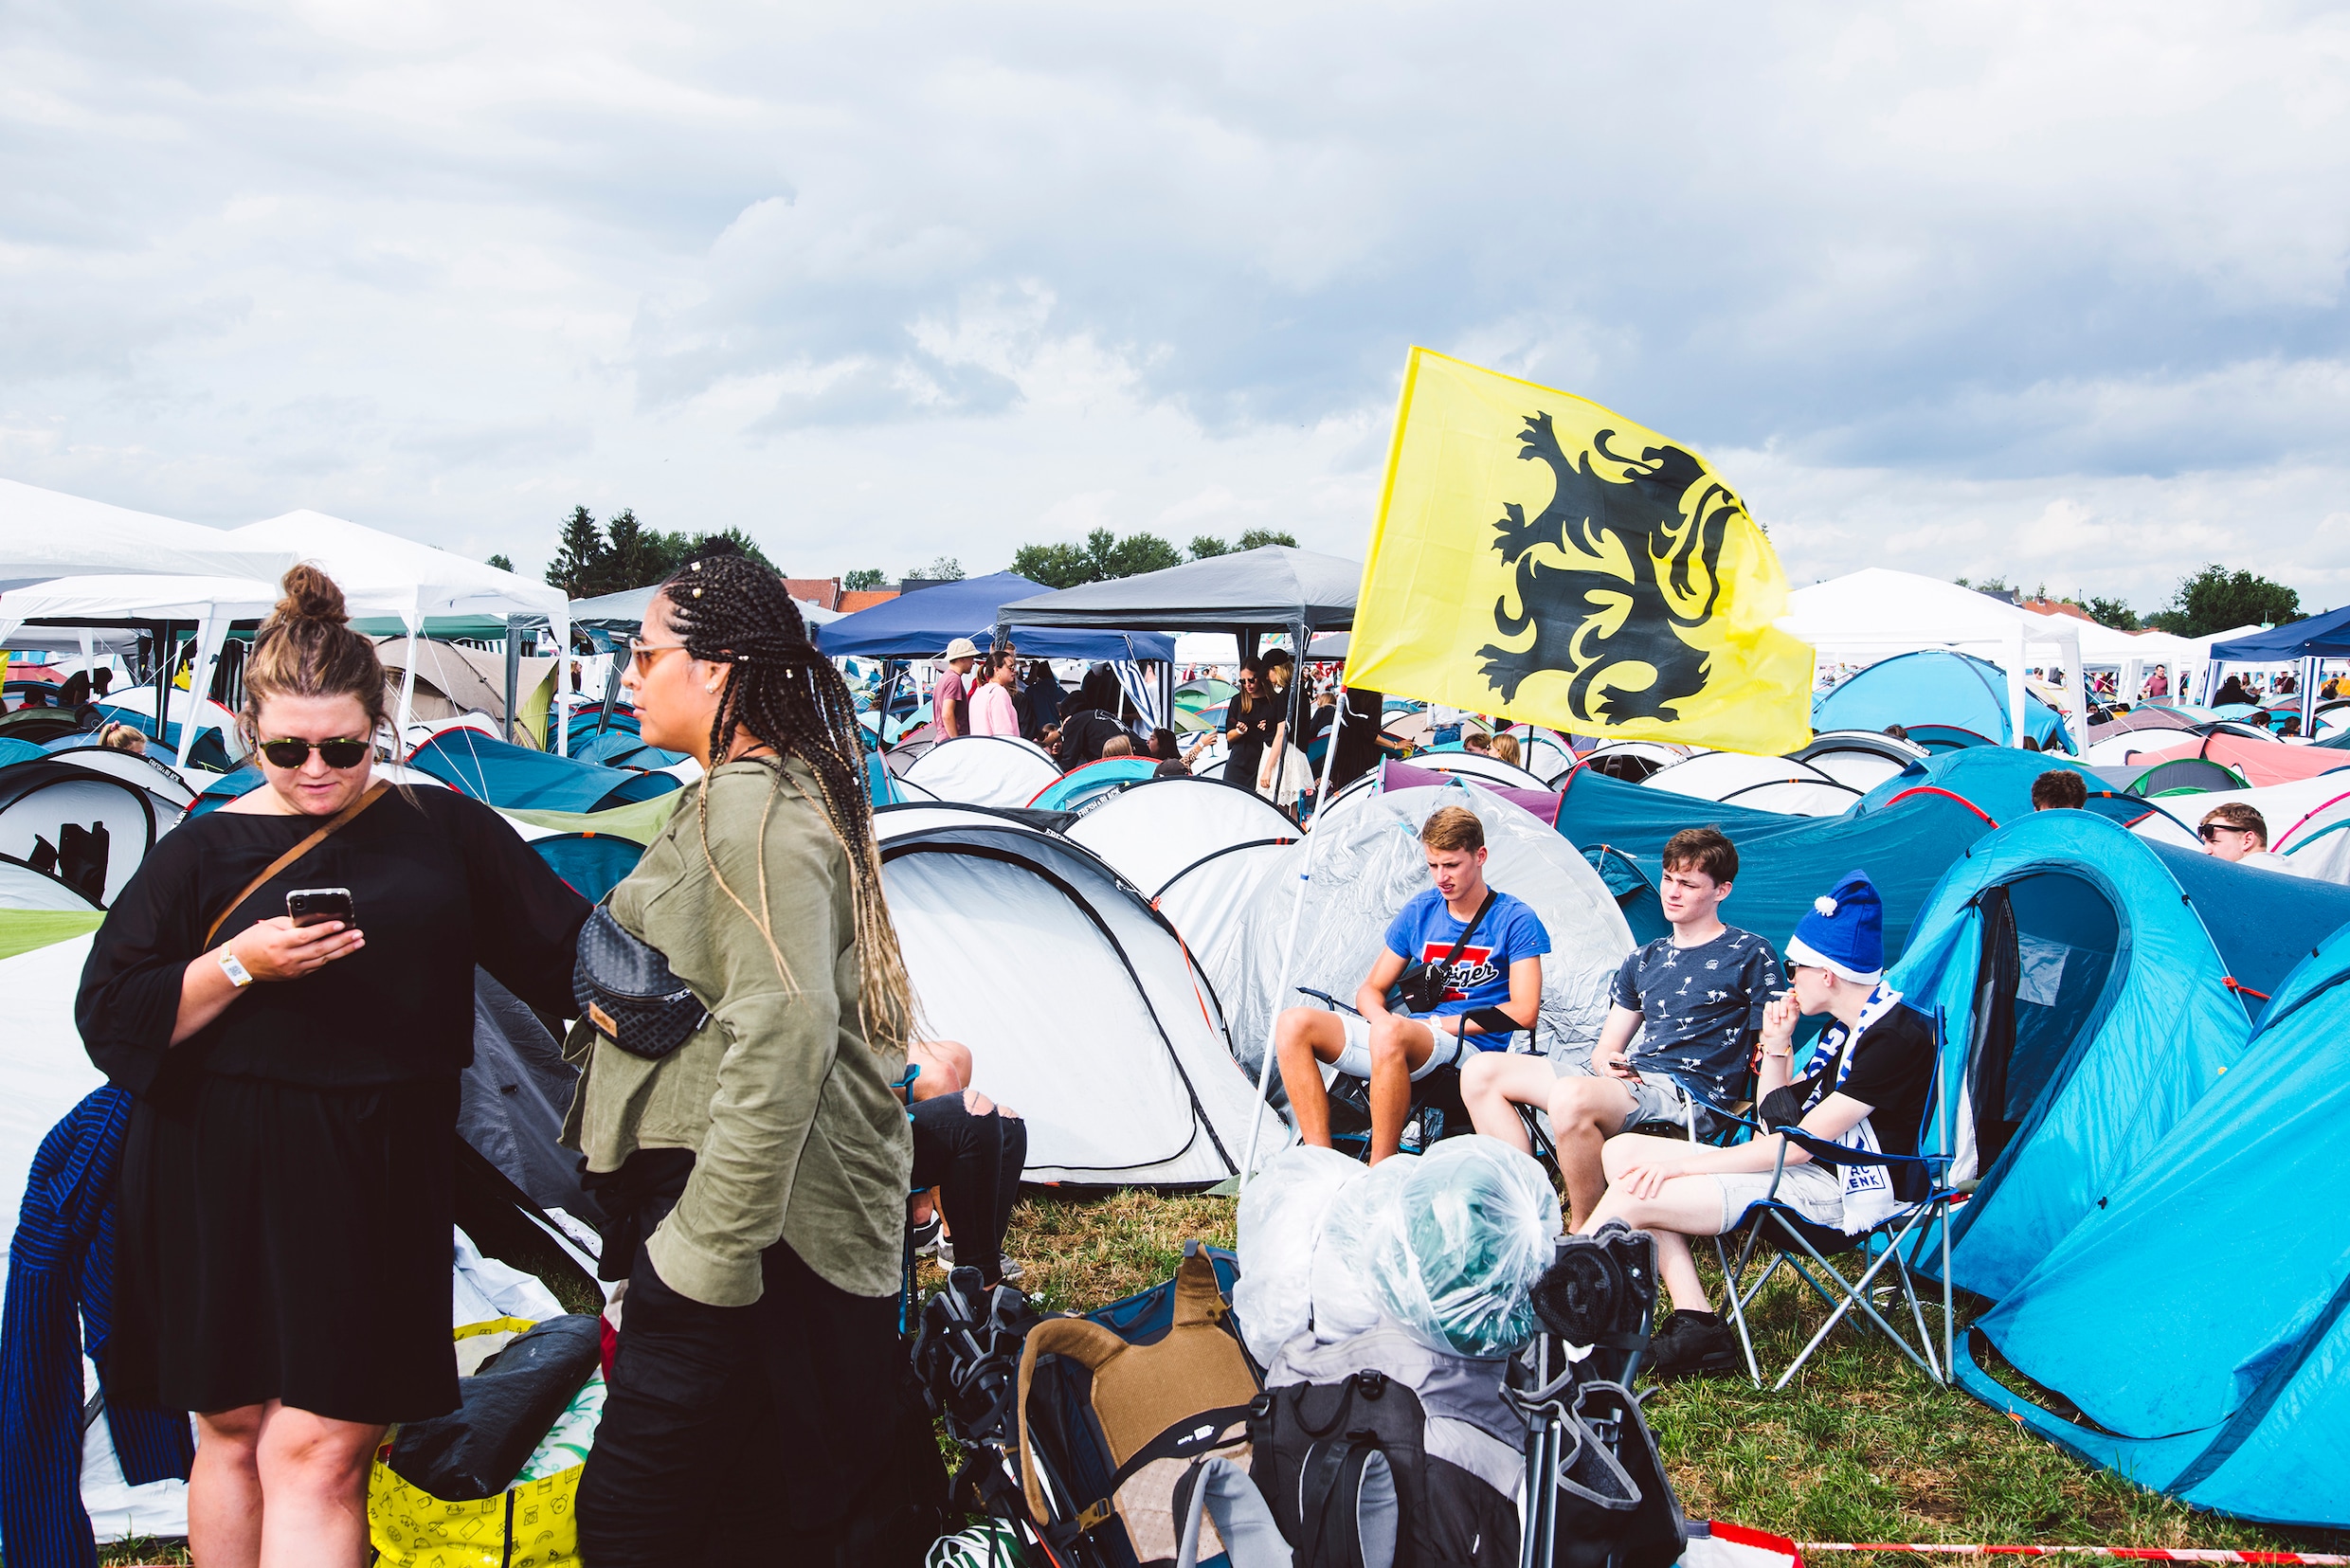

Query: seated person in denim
1580,872,1935,1379
1274,804,1549,1162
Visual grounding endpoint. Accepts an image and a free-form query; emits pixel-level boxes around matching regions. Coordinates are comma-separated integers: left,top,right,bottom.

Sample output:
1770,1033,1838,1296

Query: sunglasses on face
628,640,691,675
260,737,371,769
2199,824,2251,841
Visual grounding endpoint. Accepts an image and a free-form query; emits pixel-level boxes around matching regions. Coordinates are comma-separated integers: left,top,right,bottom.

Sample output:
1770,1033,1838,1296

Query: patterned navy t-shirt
1609,926,1786,1100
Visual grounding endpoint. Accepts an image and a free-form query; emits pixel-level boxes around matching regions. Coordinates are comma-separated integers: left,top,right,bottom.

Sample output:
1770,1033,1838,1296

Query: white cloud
1,0,2346,614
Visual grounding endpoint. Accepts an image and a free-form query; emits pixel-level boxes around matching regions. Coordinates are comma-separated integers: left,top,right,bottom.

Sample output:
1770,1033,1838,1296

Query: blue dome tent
1892,811,2350,1304
1815,650,2074,752
1948,919,2350,1527
408,730,680,815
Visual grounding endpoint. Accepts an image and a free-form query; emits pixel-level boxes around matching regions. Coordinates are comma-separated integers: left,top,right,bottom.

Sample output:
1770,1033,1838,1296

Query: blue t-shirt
1382,887,1552,1051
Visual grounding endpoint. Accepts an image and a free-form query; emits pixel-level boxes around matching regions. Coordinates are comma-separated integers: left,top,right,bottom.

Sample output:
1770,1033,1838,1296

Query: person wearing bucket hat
1577,870,1937,1379
931,637,980,738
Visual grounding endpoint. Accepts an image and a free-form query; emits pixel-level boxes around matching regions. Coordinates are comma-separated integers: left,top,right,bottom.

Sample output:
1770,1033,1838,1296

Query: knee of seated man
1553,1075,1623,1127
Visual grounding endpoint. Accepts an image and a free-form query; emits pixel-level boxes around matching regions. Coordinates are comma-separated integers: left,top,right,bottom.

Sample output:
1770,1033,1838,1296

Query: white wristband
218,948,254,988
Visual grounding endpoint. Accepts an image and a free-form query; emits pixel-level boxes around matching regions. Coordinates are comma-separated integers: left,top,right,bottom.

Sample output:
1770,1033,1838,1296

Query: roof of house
838,589,899,613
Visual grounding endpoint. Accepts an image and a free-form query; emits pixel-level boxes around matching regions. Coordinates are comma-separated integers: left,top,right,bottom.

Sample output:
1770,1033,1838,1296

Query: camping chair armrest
1295,986,1364,1018
1775,1127,1955,1171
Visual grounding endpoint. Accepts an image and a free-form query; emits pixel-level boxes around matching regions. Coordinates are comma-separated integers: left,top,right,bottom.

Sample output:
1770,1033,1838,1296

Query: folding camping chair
1707,1111,1961,1392
1292,987,1561,1181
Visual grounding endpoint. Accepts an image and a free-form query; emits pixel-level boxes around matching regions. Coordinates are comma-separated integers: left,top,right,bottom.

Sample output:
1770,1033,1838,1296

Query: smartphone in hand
287,888,355,928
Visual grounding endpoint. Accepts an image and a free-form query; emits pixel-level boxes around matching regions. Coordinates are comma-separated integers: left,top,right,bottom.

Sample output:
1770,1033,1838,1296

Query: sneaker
1645,1309,1741,1381
911,1213,942,1256
939,1235,1024,1286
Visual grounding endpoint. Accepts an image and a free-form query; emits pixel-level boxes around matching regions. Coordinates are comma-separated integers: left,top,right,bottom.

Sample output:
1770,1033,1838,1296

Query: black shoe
1646,1310,1741,1381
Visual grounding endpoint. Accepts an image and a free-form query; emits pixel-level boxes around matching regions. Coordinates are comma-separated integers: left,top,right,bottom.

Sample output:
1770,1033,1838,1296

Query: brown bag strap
202,781,390,948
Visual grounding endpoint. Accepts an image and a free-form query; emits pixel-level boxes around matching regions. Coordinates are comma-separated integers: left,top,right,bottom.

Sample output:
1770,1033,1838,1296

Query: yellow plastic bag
369,1318,597,1568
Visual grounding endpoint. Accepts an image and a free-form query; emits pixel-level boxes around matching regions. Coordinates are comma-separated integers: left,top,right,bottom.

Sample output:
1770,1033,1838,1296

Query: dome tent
1815,649,2074,752
900,734,1062,808
1948,920,2350,1527
876,811,1282,1185
1218,783,1634,1090
1892,810,2350,1305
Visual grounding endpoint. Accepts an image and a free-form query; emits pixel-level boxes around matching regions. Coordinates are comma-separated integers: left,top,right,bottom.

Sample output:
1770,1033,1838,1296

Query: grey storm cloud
2,1,2347,606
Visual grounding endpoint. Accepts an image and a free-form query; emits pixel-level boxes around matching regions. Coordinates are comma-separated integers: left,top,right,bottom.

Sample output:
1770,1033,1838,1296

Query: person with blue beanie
1578,870,1938,1379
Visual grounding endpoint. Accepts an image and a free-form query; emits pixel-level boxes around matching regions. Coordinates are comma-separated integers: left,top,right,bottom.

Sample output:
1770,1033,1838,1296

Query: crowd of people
63,558,2339,1562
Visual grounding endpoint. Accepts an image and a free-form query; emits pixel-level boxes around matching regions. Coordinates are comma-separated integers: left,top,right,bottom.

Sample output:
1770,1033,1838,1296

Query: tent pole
502,616,524,744
2303,656,2319,735
1238,667,1347,1191
551,604,571,757
2065,632,2087,754
2004,627,2027,748
395,609,423,756
177,608,227,770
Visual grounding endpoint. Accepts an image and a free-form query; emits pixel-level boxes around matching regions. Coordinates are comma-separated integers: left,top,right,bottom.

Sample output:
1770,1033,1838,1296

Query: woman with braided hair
569,552,932,1565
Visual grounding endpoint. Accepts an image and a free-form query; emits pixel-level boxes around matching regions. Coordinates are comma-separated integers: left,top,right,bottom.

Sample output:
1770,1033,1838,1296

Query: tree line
1963,564,2309,640
1010,527,1297,589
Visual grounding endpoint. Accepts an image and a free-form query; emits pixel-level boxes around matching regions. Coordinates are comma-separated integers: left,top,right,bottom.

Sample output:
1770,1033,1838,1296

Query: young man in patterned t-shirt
1464,826,1783,1226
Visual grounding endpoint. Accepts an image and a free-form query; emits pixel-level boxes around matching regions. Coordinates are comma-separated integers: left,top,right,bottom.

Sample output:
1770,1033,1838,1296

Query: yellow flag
1347,349,1813,754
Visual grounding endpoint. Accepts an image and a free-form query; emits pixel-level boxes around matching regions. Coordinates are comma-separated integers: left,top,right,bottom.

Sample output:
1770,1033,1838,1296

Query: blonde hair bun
273,562,351,627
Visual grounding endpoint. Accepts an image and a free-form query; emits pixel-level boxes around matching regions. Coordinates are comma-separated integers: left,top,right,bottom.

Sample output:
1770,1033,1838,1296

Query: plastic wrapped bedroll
388,1314,603,1501
1235,1144,1366,1364
1329,1139,1561,1357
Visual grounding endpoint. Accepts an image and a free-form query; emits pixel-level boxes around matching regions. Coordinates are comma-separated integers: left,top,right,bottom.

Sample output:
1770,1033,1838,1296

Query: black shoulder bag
1385,889,1496,1016
572,905,709,1060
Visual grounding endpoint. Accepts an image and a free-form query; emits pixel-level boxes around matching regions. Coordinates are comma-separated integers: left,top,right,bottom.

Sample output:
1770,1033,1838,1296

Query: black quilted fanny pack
573,906,709,1061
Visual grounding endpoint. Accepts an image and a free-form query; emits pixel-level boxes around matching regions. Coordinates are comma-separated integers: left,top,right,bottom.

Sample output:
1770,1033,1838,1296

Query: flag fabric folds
1347,349,1814,754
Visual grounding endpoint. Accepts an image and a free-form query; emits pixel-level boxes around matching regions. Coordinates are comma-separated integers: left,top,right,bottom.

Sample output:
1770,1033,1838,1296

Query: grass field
93,1187,2348,1567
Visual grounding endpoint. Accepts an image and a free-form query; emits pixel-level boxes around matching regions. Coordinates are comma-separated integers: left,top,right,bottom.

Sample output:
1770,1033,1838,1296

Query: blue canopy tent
1555,766,1998,958
407,730,681,815
1948,919,2350,1526
1815,649,2074,752
1891,811,2350,1306
2211,610,2349,737
816,571,1176,664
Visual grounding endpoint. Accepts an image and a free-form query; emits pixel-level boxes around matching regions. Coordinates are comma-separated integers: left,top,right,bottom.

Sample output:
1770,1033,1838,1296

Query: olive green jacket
564,759,913,1304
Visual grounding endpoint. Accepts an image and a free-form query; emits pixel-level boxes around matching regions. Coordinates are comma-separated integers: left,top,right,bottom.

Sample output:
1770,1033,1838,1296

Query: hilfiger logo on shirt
1422,943,1497,1000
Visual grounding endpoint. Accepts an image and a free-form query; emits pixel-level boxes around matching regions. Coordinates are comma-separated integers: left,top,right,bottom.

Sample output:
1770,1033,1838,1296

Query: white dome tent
1641,751,1863,817
899,734,1062,807
877,812,1283,1185
1063,775,1296,898
1219,783,1635,1096
1790,730,1930,792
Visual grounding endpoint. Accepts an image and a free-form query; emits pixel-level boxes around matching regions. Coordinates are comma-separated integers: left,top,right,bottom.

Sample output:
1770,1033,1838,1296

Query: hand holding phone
287,888,356,928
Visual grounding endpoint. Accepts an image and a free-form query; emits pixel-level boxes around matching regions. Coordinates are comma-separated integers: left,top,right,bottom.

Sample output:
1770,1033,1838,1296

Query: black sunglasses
261,737,371,769
2198,823,2249,841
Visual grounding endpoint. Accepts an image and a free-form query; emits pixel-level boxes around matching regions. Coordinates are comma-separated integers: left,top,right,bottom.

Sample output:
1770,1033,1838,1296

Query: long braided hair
660,552,918,1053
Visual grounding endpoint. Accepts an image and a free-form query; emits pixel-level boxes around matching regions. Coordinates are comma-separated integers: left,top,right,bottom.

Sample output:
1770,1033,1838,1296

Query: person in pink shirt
967,650,1023,737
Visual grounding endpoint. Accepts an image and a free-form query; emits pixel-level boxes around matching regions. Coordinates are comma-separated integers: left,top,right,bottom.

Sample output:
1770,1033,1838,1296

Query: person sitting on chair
1273,804,1549,1162
1579,872,1936,1379
1464,826,1782,1227
903,1039,1027,1289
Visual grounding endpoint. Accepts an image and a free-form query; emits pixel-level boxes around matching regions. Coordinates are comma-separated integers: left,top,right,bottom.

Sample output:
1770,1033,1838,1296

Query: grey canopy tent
995,545,1361,760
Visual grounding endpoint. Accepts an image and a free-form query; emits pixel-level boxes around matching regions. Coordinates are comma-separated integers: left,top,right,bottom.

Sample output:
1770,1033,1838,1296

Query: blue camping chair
1704,1100,1961,1392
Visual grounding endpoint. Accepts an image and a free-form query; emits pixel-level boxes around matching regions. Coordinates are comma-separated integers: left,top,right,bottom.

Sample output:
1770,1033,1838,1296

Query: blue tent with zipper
1946,917,2350,1526
408,730,680,815
1890,810,2350,1306
1815,649,2074,752
1556,766,1997,958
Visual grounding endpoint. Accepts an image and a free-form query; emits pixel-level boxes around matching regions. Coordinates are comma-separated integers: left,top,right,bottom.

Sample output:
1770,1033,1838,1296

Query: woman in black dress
78,566,588,1568
1222,658,1285,793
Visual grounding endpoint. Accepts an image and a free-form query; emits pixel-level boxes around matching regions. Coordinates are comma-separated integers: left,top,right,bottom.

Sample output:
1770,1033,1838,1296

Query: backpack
1244,1324,1525,1568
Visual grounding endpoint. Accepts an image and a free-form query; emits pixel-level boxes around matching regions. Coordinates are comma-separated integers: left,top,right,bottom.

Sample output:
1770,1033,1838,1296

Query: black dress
78,784,589,1424
1223,701,1283,791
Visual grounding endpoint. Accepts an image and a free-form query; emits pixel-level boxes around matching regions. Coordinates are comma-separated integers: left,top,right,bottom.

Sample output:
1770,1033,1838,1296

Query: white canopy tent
1780,568,2087,748
0,478,293,587
226,513,573,754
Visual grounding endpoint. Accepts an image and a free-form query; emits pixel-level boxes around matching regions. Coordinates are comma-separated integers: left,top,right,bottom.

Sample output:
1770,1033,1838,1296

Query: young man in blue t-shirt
1274,804,1551,1162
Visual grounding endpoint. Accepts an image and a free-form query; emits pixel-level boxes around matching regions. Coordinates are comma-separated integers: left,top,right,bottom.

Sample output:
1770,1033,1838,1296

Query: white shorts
1708,1160,1845,1232
1329,1011,1463,1084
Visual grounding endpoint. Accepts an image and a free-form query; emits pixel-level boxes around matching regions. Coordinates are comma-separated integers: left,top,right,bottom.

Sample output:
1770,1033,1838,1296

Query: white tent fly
1218,783,1635,1087
1498,726,1579,785
1576,740,1691,782
1643,750,1835,802
877,813,1283,1183
1406,750,1553,792
900,735,1062,807
0,763,162,905
1065,775,1297,897
42,746,199,811
0,856,100,911
1790,730,1928,792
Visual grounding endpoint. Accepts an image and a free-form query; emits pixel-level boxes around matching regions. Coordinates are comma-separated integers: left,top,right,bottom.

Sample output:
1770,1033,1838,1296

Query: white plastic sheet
1233,1144,1365,1365
1330,1140,1562,1357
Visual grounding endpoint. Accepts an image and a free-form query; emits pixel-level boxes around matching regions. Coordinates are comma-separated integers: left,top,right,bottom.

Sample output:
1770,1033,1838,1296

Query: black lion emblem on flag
1475,410,1742,724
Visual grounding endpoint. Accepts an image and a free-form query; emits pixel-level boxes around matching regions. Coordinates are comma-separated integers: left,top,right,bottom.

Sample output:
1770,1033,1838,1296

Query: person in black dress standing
1222,658,1284,794
78,565,588,1568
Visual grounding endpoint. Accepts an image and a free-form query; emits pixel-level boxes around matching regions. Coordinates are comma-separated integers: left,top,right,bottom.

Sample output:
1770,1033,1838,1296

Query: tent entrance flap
1966,874,2124,1178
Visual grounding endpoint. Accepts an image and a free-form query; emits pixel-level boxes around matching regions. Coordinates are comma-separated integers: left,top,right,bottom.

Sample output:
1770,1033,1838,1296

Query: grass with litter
96,1187,2347,1567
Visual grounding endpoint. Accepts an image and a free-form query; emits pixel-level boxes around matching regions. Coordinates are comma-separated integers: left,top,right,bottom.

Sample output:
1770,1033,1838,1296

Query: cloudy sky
5,2,2347,614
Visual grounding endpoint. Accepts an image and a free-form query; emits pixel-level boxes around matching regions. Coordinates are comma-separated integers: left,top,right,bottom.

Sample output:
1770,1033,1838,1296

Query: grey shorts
1708,1160,1845,1232
1553,1053,1709,1137
1330,1011,1462,1083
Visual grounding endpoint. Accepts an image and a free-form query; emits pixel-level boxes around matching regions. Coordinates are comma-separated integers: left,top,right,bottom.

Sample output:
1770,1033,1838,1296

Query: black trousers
909,1092,1027,1284
576,1203,905,1564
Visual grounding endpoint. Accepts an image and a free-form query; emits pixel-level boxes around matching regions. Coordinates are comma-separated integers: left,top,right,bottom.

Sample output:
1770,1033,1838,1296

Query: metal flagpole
1238,672,1350,1191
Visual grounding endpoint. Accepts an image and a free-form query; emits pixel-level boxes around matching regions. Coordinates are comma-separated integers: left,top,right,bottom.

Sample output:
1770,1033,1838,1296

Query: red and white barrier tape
1800,1546,2348,1565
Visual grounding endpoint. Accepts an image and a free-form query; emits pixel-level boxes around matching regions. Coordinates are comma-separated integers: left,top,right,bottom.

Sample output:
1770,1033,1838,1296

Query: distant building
2021,598,2095,622
898,576,956,595
838,589,899,613
784,576,845,611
